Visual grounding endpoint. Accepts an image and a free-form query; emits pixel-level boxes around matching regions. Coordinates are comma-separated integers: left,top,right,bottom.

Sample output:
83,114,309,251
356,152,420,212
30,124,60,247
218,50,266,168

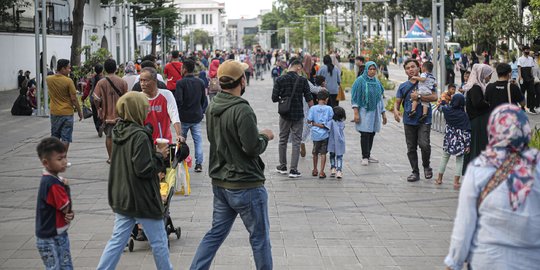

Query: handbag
278,77,300,115
337,85,346,101
82,104,93,119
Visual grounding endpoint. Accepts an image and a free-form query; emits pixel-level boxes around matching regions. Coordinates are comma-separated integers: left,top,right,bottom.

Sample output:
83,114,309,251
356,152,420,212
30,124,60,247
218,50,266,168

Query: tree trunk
368,19,371,38
151,30,157,56
376,19,380,36
70,0,85,67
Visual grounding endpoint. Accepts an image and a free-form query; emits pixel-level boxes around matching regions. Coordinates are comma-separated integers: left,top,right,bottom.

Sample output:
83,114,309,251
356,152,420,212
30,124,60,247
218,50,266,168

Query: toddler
328,106,346,179
409,61,437,122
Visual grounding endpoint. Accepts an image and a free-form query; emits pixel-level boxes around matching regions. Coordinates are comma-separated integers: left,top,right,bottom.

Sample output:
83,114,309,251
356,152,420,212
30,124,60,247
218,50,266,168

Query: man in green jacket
97,92,172,270
190,60,275,270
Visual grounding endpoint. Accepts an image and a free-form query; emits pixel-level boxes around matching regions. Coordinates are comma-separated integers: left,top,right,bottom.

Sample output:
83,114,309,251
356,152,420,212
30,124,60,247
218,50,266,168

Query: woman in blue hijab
351,61,387,166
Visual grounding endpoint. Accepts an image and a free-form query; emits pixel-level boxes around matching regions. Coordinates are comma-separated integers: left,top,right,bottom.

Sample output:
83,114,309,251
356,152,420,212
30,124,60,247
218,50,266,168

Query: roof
399,18,432,43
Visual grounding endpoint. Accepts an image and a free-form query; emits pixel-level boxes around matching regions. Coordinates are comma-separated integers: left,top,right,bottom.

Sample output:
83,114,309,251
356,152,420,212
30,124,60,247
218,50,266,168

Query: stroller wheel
175,227,181,239
128,238,134,252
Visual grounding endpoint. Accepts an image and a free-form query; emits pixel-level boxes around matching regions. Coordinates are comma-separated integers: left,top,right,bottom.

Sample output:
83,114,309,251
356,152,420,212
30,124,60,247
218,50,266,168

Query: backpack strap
477,153,519,210
105,77,124,97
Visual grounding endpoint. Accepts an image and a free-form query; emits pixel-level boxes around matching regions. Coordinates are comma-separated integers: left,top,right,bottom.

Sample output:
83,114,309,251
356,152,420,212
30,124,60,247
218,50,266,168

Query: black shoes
194,164,202,173
276,165,288,174
424,167,433,179
407,173,420,182
288,169,302,178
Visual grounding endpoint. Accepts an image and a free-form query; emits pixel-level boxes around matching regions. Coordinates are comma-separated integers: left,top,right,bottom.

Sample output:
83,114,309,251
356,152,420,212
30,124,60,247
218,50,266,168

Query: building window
209,14,212,25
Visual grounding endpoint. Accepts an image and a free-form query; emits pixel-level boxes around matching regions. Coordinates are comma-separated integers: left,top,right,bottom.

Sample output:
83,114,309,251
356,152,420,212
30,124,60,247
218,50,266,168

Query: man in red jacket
163,50,183,91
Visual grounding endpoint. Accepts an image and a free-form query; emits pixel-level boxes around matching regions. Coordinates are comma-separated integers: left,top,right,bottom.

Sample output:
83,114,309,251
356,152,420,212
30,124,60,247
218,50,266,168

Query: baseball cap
217,60,249,83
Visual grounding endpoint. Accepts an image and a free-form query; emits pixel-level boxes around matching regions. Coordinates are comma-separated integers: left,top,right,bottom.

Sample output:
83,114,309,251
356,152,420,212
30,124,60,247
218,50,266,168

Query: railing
431,103,446,133
0,17,72,35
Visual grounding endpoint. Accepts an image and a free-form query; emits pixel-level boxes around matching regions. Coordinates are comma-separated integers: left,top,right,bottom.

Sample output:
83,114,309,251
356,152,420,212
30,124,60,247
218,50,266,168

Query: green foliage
242,34,257,49
462,45,473,55
340,67,356,90
133,0,181,55
72,48,112,81
531,127,540,150
0,0,30,22
532,0,540,37
364,36,390,67
385,97,403,113
183,29,213,50
378,74,395,90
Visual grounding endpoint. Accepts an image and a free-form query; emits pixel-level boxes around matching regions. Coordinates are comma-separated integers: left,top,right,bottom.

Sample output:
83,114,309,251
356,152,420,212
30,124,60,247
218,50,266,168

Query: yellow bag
337,85,346,101
175,160,191,196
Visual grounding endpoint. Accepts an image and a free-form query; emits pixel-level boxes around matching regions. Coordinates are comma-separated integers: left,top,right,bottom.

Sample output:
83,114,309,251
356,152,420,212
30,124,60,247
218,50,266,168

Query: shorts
103,123,116,138
50,115,74,143
312,139,328,155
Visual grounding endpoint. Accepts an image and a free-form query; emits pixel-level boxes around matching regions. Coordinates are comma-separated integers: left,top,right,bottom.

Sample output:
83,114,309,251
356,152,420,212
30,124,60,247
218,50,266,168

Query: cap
217,60,249,82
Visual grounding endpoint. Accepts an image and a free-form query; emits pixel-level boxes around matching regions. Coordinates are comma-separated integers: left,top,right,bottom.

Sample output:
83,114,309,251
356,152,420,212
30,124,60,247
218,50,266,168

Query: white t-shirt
517,56,536,67
418,72,436,95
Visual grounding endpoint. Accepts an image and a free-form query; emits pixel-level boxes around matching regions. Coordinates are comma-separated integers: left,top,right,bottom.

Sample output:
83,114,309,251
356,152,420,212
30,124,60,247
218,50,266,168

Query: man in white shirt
518,45,538,113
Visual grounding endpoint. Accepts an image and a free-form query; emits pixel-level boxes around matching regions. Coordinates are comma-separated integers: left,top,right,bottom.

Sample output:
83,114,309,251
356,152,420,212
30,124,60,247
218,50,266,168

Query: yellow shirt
160,182,169,198
46,74,77,116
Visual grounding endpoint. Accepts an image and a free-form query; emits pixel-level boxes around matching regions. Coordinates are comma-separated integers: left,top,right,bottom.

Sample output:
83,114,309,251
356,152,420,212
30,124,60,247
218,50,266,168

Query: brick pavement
0,69,536,270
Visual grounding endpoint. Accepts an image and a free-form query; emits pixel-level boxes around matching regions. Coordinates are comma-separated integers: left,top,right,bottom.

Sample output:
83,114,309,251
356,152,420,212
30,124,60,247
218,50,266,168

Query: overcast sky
223,0,274,20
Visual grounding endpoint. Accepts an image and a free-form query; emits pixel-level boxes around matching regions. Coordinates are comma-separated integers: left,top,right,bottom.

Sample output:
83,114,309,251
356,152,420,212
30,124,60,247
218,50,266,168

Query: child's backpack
271,67,280,78
208,77,221,94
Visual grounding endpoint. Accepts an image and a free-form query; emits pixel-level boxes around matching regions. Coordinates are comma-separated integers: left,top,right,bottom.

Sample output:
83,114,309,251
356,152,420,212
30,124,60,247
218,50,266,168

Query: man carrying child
409,61,436,123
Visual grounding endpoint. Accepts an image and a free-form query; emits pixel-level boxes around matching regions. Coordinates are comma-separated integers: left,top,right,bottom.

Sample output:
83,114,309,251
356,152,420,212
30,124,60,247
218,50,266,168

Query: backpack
272,67,280,77
208,77,221,94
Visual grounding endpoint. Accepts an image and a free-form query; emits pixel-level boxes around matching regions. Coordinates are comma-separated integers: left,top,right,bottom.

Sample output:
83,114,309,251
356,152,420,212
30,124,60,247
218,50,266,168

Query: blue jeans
36,232,73,270
181,122,204,165
190,186,272,270
329,152,343,171
50,115,74,143
96,213,172,270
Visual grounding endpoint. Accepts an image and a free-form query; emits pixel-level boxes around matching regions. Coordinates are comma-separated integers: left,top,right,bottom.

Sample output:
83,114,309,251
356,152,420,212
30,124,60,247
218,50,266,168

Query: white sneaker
368,157,379,163
361,158,369,166
330,168,336,177
336,171,343,179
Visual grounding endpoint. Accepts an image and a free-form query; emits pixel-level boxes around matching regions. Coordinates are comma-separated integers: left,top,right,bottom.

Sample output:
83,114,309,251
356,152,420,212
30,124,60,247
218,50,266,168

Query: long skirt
462,113,489,175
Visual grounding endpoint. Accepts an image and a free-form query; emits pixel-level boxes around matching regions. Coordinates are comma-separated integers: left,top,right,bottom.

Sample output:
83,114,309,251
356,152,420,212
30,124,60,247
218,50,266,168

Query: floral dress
443,125,471,156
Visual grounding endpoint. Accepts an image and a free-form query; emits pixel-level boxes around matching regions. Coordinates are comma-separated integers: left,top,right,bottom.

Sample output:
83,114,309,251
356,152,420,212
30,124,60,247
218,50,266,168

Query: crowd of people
28,42,540,270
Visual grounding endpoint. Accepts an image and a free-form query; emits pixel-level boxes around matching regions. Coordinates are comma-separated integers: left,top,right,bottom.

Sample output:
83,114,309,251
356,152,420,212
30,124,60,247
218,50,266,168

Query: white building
174,0,226,51
0,0,130,91
227,9,269,50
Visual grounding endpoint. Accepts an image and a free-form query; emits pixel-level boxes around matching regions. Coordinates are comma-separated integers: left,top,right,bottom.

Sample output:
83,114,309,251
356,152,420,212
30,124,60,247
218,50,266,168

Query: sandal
435,173,443,185
319,172,326,179
312,169,318,177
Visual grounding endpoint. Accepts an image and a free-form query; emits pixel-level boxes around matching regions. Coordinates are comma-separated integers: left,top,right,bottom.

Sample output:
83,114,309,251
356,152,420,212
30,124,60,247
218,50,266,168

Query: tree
134,0,180,56
364,3,385,36
70,0,85,67
183,29,213,50
242,34,258,49
530,0,540,37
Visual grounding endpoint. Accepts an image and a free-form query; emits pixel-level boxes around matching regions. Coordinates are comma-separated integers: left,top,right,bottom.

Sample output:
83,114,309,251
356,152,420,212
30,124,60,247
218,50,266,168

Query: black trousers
446,69,455,85
328,94,339,108
404,124,431,174
521,80,536,110
89,96,102,133
360,132,375,159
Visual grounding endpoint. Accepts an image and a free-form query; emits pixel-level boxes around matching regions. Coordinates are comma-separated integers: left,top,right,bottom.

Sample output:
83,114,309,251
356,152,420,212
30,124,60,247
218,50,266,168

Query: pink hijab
209,59,220,78
462,64,493,93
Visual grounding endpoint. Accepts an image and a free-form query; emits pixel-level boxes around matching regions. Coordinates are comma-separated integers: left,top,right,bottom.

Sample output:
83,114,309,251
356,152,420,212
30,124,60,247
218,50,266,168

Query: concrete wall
0,32,71,91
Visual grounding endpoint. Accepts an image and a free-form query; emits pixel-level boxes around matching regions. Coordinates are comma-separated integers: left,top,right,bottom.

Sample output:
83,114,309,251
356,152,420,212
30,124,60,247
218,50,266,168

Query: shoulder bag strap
171,62,182,77
477,153,519,210
507,81,512,104
105,77,124,97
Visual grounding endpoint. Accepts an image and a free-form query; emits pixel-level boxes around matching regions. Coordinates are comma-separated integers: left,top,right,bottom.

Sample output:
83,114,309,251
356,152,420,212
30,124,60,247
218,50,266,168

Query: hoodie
206,92,269,189
109,120,165,219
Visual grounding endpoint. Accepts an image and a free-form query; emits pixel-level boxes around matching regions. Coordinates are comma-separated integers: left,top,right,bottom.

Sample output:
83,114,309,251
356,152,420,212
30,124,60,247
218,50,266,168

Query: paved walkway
0,69,536,270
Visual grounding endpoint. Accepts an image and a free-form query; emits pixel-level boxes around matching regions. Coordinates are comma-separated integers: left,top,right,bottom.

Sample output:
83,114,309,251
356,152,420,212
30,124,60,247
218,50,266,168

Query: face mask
240,84,246,96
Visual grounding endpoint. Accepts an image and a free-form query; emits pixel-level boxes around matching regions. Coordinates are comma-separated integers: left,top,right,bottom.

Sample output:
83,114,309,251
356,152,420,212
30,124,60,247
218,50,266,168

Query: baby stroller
127,143,189,252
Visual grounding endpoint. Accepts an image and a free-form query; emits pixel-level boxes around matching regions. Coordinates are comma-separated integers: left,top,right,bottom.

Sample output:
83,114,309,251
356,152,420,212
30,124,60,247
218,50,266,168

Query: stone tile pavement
0,69,537,270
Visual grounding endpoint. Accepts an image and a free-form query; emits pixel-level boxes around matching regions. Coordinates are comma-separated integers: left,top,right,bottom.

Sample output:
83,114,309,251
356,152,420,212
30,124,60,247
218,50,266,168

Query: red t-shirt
144,92,173,143
164,62,183,91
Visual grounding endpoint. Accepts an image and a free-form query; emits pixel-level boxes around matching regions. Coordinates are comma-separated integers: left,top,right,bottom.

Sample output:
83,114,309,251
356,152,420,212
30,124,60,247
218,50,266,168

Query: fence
431,103,446,133
0,17,71,35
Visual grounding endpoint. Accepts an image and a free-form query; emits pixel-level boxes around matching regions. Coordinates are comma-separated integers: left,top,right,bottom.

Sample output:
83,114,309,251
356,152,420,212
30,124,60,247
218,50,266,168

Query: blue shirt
445,161,540,270
396,80,433,125
307,104,334,141
316,65,341,94
510,61,519,80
